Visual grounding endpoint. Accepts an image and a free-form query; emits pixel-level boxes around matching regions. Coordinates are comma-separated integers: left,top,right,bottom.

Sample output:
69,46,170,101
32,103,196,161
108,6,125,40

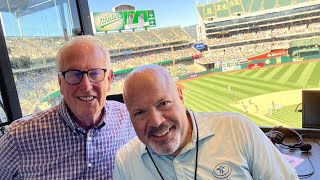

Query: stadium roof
0,0,65,17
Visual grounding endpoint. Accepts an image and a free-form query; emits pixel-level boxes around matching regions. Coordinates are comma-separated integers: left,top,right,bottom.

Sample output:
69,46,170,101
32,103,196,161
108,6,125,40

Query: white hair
56,35,110,71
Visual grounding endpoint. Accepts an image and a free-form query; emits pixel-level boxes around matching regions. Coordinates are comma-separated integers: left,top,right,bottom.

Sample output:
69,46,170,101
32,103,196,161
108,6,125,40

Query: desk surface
276,135,320,180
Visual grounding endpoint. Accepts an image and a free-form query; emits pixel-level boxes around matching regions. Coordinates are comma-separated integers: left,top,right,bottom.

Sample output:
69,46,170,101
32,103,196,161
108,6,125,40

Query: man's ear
108,69,114,81
58,75,64,95
177,86,184,104
58,75,61,86
107,69,114,92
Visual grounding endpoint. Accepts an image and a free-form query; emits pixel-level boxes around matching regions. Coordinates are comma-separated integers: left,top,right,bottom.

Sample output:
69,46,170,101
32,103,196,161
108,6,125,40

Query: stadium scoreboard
92,10,156,32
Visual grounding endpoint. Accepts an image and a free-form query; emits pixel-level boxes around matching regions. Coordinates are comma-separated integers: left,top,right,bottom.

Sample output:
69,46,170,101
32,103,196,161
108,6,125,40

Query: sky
0,0,212,36
88,0,200,28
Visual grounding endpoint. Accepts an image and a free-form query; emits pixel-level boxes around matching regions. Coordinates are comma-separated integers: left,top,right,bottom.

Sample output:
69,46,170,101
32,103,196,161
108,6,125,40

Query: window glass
87,0,320,128
1,0,80,116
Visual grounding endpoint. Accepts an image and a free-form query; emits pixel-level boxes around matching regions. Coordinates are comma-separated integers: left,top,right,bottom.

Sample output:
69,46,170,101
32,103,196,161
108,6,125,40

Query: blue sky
0,0,205,36
88,0,199,28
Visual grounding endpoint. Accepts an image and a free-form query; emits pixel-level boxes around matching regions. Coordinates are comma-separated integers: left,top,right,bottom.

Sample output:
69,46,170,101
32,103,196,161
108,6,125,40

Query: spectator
0,35,136,179
113,64,298,180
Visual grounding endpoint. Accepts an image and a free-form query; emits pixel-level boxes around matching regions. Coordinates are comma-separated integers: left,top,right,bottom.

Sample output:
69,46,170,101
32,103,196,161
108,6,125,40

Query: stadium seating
250,0,262,12
215,0,230,18
229,0,243,15
95,26,191,50
263,0,277,10
197,0,315,19
241,0,252,12
278,0,292,7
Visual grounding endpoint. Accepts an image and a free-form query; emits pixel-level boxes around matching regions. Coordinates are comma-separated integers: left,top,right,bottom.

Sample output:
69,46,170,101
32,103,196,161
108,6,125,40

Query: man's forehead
127,94,171,111
128,68,170,86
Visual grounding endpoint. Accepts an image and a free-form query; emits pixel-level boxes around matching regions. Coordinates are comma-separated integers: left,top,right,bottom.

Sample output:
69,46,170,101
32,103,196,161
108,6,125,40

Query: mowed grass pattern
180,60,320,127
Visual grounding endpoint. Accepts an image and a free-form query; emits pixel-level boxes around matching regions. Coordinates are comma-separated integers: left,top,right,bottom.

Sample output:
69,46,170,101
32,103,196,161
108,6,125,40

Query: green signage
123,10,156,30
92,10,156,32
93,12,124,32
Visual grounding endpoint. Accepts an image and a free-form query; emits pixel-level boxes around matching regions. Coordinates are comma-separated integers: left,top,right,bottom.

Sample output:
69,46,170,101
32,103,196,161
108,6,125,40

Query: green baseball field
179,60,320,128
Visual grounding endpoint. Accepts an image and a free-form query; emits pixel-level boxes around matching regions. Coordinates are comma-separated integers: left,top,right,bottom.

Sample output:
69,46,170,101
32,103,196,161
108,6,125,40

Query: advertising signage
248,49,287,61
194,43,205,50
92,10,156,32
248,62,264,69
93,12,124,32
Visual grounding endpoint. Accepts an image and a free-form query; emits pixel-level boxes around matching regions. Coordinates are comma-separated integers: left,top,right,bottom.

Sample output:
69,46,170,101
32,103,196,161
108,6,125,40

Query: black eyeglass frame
59,68,107,85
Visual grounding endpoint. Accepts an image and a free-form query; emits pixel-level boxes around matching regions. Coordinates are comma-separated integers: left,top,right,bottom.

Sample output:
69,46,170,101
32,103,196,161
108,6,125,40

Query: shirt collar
58,100,106,134
188,109,215,141
140,108,215,157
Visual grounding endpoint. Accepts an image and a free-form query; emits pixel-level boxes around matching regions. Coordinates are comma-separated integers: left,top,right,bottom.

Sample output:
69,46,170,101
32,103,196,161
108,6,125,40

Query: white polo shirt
113,111,298,180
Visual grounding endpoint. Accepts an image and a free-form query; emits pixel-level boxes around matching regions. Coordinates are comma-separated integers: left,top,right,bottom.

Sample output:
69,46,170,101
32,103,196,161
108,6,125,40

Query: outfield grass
179,60,320,128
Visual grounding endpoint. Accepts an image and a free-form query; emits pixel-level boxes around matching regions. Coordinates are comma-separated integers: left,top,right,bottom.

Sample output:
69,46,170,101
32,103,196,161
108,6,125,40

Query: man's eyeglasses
59,69,107,85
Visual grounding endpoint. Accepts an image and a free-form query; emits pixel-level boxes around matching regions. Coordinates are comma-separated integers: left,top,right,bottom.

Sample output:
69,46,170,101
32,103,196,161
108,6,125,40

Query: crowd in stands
3,20,319,119
109,62,194,97
6,37,64,66
206,22,320,46
5,26,192,70
194,21,320,64
96,26,191,50
13,69,60,115
9,45,196,116
111,47,198,71
196,41,288,63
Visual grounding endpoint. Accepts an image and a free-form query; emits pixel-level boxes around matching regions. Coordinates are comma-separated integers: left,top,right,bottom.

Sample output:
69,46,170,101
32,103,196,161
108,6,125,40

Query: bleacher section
297,0,309,3
6,26,192,70
242,0,252,12
288,37,320,57
215,0,230,18
278,0,292,7
262,0,277,11
195,0,320,65
250,0,262,12
96,26,191,51
289,36,320,47
228,0,243,15
197,0,317,20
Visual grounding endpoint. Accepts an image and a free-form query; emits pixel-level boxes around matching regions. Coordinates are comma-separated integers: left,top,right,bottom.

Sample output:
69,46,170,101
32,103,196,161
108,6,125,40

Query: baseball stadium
1,0,320,130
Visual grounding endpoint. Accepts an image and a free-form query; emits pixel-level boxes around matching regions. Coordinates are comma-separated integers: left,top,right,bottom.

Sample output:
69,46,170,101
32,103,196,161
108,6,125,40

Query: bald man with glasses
0,35,136,179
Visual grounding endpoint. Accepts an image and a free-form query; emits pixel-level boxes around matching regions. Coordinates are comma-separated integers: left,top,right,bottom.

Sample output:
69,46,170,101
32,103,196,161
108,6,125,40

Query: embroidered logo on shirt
212,163,232,179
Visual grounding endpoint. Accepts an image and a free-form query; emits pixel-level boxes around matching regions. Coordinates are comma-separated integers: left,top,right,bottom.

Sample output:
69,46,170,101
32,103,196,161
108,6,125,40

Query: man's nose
79,74,93,91
148,110,166,127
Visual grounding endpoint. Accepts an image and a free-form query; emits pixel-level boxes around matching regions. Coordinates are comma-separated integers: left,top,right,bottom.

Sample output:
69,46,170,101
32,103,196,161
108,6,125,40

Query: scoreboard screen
92,10,156,32
123,10,156,30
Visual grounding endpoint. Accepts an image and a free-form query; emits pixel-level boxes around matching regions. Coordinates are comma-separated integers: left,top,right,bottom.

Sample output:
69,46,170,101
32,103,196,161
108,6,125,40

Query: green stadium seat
296,0,308,3
250,0,262,12
229,0,244,15
278,0,292,7
241,0,252,12
215,0,231,18
197,4,216,20
263,0,277,10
